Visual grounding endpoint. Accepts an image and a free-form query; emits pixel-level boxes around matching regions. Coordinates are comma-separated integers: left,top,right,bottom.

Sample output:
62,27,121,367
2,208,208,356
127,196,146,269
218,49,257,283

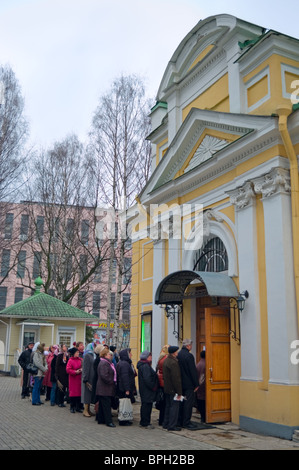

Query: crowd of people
18,338,206,430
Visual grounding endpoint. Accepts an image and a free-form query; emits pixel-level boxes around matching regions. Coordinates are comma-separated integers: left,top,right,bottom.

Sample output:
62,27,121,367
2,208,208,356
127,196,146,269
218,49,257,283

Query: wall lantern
237,290,249,313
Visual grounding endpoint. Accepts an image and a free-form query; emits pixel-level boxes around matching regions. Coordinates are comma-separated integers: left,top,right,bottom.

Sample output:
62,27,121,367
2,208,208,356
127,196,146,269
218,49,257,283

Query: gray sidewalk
0,375,299,451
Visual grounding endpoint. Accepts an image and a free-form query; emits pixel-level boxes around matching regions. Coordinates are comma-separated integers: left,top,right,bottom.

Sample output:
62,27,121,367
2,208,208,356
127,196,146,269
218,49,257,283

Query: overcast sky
0,0,298,148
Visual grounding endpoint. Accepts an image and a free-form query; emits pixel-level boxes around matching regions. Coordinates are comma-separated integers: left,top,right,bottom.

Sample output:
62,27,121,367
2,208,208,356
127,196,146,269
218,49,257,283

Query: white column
228,182,262,381
152,240,165,366
167,238,181,346
253,168,298,384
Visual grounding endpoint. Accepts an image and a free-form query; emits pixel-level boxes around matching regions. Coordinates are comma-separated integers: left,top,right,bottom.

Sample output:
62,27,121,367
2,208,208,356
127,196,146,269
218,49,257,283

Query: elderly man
162,346,182,431
177,339,199,430
18,341,35,399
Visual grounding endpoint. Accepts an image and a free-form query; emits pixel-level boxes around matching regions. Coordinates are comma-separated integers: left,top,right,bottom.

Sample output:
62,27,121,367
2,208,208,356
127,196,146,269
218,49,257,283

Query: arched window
193,237,228,272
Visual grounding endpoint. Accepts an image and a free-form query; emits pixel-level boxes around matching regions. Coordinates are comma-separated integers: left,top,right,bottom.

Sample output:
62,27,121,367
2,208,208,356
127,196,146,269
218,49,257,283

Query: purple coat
66,356,82,397
96,358,116,397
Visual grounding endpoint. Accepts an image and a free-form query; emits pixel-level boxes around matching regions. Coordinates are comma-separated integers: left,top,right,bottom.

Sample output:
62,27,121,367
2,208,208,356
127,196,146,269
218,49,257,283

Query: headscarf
32,342,40,352
84,342,95,358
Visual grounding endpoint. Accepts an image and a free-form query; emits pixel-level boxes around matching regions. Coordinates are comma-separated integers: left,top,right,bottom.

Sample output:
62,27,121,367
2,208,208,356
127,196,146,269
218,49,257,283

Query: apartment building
0,201,131,347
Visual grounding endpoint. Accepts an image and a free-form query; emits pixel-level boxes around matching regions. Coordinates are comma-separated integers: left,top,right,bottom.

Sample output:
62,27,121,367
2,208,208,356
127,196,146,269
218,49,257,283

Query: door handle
209,367,213,382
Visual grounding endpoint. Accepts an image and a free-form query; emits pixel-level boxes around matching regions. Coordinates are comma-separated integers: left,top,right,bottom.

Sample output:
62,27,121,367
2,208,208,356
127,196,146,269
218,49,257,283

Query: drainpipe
276,105,299,330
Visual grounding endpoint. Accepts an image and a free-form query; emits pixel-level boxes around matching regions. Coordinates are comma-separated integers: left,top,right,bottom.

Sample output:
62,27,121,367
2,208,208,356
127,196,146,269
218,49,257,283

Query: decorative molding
227,181,255,210
184,135,229,173
252,167,291,198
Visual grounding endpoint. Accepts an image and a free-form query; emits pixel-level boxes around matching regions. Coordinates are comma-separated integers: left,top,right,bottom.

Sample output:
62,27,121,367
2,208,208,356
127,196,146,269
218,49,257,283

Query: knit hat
168,346,179,354
68,347,78,356
140,350,151,360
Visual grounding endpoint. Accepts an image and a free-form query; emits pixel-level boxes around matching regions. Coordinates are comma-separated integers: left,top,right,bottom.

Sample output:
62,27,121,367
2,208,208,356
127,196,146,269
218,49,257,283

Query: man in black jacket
177,339,199,429
18,341,34,398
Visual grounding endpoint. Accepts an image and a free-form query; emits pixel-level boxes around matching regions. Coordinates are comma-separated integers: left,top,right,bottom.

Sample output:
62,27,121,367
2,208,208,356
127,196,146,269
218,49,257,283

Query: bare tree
0,65,29,201
89,74,152,346
0,65,30,287
22,134,109,306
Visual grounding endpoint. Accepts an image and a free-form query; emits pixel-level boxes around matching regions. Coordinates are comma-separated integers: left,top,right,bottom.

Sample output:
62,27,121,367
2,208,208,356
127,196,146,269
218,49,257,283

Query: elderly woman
116,348,136,426
96,348,117,427
81,342,96,417
66,347,83,413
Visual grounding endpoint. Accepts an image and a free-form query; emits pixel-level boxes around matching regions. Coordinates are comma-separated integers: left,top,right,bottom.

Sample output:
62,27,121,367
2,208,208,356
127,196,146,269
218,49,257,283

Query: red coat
43,352,54,387
157,355,167,388
66,356,82,397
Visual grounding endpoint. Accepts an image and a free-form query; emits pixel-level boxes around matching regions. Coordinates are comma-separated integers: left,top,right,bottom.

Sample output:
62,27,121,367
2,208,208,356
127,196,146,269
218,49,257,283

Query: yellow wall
244,54,299,114
182,73,229,120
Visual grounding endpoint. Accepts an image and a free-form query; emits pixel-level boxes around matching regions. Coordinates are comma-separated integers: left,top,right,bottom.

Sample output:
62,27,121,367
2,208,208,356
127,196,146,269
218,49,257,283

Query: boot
83,404,91,417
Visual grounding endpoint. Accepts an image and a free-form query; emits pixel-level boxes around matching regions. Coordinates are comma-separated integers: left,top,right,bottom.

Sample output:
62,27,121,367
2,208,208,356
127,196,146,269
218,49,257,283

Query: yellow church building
128,14,299,439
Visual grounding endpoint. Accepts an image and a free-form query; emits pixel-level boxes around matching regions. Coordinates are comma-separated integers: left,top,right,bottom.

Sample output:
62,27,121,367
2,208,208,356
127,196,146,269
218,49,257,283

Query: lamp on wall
237,290,249,313
229,290,249,344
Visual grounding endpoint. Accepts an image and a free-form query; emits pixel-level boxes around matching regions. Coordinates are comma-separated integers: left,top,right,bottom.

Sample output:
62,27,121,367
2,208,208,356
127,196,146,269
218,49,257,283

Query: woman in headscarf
49,345,59,406
55,344,69,407
116,348,136,426
66,347,83,413
96,348,117,427
82,342,96,417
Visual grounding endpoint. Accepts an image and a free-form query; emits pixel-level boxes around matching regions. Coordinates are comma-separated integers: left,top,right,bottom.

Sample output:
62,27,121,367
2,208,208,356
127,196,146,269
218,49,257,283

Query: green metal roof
0,291,99,322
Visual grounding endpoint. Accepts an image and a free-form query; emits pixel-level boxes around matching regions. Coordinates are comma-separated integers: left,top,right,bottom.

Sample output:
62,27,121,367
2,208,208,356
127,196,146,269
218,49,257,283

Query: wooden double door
196,297,231,423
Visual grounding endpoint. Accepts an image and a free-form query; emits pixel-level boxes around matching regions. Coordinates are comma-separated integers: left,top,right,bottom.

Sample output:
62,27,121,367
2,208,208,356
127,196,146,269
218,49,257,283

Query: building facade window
93,291,101,317
0,286,7,310
20,214,29,241
193,237,228,272
36,216,44,242
17,251,26,278
14,287,24,303
4,213,13,240
32,251,42,279
81,220,89,246
1,249,10,277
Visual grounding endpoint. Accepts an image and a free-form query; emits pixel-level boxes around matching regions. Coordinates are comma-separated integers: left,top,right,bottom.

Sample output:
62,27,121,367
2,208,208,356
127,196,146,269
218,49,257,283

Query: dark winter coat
55,353,69,388
81,351,95,404
116,349,136,400
137,360,158,403
18,348,32,370
96,358,116,397
50,355,57,383
163,354,182,396
177,346,199,393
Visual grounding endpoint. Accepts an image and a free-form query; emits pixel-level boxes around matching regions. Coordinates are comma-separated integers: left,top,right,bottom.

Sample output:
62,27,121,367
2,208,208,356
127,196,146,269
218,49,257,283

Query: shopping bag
118,397,133,422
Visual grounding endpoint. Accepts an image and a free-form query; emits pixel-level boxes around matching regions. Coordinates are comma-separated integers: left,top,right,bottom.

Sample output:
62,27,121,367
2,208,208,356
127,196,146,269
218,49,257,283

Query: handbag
26,362,38,375
118,397,133,422
155,387,164,410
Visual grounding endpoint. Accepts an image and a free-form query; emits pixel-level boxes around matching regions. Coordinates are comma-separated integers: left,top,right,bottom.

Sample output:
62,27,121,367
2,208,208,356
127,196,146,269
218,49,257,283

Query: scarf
102,357,117,383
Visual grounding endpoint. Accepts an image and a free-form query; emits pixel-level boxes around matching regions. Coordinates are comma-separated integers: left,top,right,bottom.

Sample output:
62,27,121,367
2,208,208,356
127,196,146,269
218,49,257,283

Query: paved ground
1,375,299,453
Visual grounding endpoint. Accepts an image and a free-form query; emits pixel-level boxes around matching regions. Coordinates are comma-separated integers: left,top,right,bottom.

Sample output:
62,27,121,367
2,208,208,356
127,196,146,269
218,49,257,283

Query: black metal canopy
155,270,239,305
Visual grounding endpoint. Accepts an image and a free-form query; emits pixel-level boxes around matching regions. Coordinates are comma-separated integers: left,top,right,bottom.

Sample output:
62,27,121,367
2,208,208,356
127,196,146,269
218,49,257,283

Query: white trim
245,66,270,113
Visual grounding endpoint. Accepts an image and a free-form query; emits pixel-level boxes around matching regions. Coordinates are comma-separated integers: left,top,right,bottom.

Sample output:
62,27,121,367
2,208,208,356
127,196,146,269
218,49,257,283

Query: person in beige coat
32,343,48,405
